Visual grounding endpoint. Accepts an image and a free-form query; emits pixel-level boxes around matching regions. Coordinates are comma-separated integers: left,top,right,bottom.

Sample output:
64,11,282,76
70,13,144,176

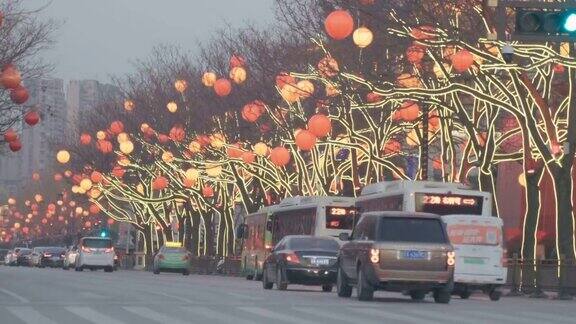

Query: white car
62,246,79,270
75,237,115,272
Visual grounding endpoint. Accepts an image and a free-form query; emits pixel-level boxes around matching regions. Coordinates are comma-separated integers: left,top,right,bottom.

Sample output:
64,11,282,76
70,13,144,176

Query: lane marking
152,291,197,304
123,306,188,324
238,306,319,324
0,288,30,303
5,306,58,324
181,306,254,324
295,306,380,324
66,306,126,324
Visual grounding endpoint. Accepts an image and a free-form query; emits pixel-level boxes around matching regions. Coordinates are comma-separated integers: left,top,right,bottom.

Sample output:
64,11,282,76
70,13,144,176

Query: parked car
75,237,115,272
16,248,32,266
442,214,506,301
30,247,47,267
153,242,191,275
0,249,9,265
262,235,339,292
62,246,79,270
38,247,67,268
337,212,455,303
5,248,23,266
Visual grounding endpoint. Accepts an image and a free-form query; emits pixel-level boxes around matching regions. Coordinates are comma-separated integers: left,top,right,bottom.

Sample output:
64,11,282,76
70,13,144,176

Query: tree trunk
478,169,498,216
554,167,575,260
520,168,543,292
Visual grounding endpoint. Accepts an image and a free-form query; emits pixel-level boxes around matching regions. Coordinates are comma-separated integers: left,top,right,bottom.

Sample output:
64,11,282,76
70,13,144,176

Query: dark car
16,248,32,266
262,235,339,292
337,212,454,303
40,247,67,268
0,249,9,265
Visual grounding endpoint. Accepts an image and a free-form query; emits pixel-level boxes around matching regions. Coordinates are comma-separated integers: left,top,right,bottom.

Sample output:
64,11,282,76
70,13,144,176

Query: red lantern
230,54,246,68
318,57,339,77
270,147,291,166
366,92,383,103
90,171,103,183
202,185,214,198
0,66,21,89
276,73,296,89
324,10,354,40
80,133,92,145
97,140,113,154
84,221,92,228
169,125,186,142
411,25,437,41
22,227,29,235
393,101,421,122
242,100,265,123
157,134,170,144
307,114,332,137
241,151,256,164
295,130,317,151
72,174,82,185
112,166,125,178
41,218,48,224
214,79,232,97
4,128,17,142
554,64,565,74
406,45,426,64
89,204,100,215
107,218,115,225
227,143,244,159
9,139,22,152
47,203,56,212
54,173,63,182
32,172,40,181
24,111,40,126
451,49,474,73
10,86,29,104
152,176,169,190
110,121,124,135
383,139,401,155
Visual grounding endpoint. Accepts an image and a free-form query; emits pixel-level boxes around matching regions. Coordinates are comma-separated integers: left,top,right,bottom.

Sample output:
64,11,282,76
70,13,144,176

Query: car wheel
459,290,472,299
337,267,352,298
489,290,501,301
356,266,374,301
276,267,287,291
75,266,83,272
104,267,113,273
153,269,160,275
409,290,426,301
262,267,273,290
322,284,333,292
183,269,190,276
434,288,451,304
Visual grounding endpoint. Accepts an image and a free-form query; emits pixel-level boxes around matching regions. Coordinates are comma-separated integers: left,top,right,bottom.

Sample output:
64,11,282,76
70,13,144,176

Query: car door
266,239,286,282
341,218,367,278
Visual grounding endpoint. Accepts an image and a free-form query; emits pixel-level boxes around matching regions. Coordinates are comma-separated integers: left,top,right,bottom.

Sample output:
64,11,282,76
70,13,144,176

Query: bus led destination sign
415,193,483,216
420,195,479,206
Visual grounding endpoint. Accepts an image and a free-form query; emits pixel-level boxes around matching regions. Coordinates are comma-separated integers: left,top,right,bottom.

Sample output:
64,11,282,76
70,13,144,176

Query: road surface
0,266,573,324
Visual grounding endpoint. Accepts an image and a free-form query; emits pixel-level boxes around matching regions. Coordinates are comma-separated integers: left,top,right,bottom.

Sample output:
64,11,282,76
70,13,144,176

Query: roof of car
283,235,336,240
361,211,441,219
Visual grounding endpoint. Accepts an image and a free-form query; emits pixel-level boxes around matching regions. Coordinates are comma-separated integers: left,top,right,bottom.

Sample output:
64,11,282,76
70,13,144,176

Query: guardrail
505,255,575,299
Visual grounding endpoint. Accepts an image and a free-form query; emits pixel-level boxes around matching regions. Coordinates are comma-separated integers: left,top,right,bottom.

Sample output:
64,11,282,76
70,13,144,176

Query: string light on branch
56,150,70,164
353,27,374,48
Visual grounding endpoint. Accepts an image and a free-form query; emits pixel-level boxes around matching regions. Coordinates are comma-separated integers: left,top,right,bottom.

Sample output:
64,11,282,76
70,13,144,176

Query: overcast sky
32,0,275,83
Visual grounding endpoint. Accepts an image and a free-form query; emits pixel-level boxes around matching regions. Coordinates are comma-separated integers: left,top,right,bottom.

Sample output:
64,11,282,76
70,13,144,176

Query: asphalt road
0,266,574,324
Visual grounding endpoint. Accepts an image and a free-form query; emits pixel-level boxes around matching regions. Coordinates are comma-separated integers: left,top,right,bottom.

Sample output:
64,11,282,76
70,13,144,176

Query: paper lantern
210,133,226,148
112,166,125,178
3,128,17,142
254,142,269,157
162,151,174,163
0,66,21,89
451,49,474,73
280,86,300,103
90,171,103,183
152,176,169,190
96,131,107,140
307,114,332,137
554,64,565,74
318,57,339,77
22,227,29,235
324,10,354,40
394,101,421,122
110,121,124,135
107,218,115,226
185,168,200,180
24,111,40,126
7,198,16,205
353,27,373,48
202,185,214,198
206,165,222,177
241,101,265,123
406,129,420,146
295,80,314,98
34,194,43,203
10,86,29,104
56,150,71,164
80,178,93,191
174,79,188,93
124,99,135,111
227,144,244,158
32,172,40,181
188,140,202,153
202,72,217,87
276,73,296,89
157,134,170,144
214,78,232,96
54,173,63,182
230,67,247,84
97,140,113,154
80,133,92,145
117,132,129,143
169,125,186,142
9,140,20,152
241,151,256,164
366,92,383,103
14,222,20,229
84,221,92,228
270,147,291,166
119,140,134,154
229,54,246,68
406,45,426,64
167,101,178,113
295,130,317,151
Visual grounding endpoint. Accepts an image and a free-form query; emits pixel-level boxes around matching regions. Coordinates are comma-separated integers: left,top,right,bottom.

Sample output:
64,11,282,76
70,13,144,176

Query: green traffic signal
564,13,576,32
516,10,576,34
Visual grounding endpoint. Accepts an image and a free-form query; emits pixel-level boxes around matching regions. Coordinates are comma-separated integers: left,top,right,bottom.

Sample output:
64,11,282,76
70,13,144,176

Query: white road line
5,306,58,324
0,288,30,303
347,307,424,323
66,306,127,324
152,291,197,304
122,306,188,324
238,306,320,324
182,306,254,324
295,306,380,324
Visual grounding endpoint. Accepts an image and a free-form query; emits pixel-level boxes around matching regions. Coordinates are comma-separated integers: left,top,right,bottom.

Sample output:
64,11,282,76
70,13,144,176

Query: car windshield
378,217,447,243
288,237,340,251
164,247,186,253
46,247,66,254
83,239,112,249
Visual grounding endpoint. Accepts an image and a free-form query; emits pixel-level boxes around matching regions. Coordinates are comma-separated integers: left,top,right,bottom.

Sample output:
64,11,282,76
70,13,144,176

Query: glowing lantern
185,168,200,180
295,130,317,151
84,221,92,228
112,166,125,178
14,222,21,230
411,25,437,40
554,64,565,74
242,101,265,123
64,170,72,178
397,73,422,88
366,92,382,103
22,227,29,235
52,173,62,182
227,144,244,158
107,219,115,226
383,139,402,155
229,67,247,84
307,114,332,137
80,133,92,145
183,178,195,188
295,80,314,98
174,79,188,93
206,165,222,177
188,141,202,153
90,171,103,183
394,101,421,122
110,121,124,135
10,86,28,104
7,198,16,205
89,188,101,199
118,140,133,154
157,134,170,144
167,101,178,113
451,49,474,73
97,140,113,154
47,203,56,213
169,125,186,142
406,45,426,64
254,142,269,157
24,111,40,126
80,178,93,191
41,218,48,224
202,72,217,87
202,185,214,198
353,27,373,48
9,140,20,152
518,173,526,187
0,66,21,89
276,73,295,89
32,172,40,181
4,128,17,142
96,131,107,140
210,133,226,149
34,194,43,203
214,78,232,96
270,147,291,167
318,57,339,77
324,10,354,40
117,132,129,143
56,150,71,164
162,151,174,163
230,54,246,68
152,176,169,190
124,99,135,111
241,151,255,164
280,86,300,103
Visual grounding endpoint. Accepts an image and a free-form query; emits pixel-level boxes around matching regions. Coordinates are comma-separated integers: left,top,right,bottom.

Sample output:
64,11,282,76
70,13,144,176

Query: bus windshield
414,193,483,215
325,207,357,230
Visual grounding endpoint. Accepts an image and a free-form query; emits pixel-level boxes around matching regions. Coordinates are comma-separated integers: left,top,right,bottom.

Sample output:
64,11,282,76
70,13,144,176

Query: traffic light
99,228,109,238
516,10,576,35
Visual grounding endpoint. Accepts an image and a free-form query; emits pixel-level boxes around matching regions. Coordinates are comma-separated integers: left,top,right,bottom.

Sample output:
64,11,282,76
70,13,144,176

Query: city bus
240,196,357,280
356,180,492,217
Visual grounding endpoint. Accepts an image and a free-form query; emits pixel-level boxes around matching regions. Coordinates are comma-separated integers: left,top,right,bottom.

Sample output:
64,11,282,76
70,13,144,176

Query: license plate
311,258,330,266
464,257,485,264
400,250,428,260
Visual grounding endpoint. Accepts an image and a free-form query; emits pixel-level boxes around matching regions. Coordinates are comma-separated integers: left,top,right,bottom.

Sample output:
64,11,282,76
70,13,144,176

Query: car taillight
104,247,114,253
43,253,52,258
447,251,456,266
501,249,508,267
158,254,165,260
370,249,380,264
81,246,92,253
285,253,300,264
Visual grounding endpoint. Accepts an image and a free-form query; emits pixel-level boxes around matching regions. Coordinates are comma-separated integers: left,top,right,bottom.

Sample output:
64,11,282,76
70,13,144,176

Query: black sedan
40,247,67,268
262,235,339,292
16,249,32,266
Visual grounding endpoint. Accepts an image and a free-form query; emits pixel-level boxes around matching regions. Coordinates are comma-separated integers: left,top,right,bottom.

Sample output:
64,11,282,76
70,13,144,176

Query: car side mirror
339,232,350,241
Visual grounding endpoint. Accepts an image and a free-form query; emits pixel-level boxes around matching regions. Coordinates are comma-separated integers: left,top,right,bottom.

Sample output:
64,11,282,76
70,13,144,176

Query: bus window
415,193,483,215
358,195,403,213
271,208,316,244
325,207,357,230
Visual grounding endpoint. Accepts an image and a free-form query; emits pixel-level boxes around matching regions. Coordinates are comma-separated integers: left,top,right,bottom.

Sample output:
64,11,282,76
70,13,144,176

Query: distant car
6,248,23,266
153,243,191,275
337,212,455,303
30,247,47,267
16,248,32,266
63,246,79,270
262,235,339,292
0,249,9,265
38,247,67,268
75,237,115,272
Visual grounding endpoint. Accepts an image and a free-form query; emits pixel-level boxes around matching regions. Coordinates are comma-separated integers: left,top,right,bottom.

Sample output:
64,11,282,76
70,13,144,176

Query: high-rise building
66,80,120,136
